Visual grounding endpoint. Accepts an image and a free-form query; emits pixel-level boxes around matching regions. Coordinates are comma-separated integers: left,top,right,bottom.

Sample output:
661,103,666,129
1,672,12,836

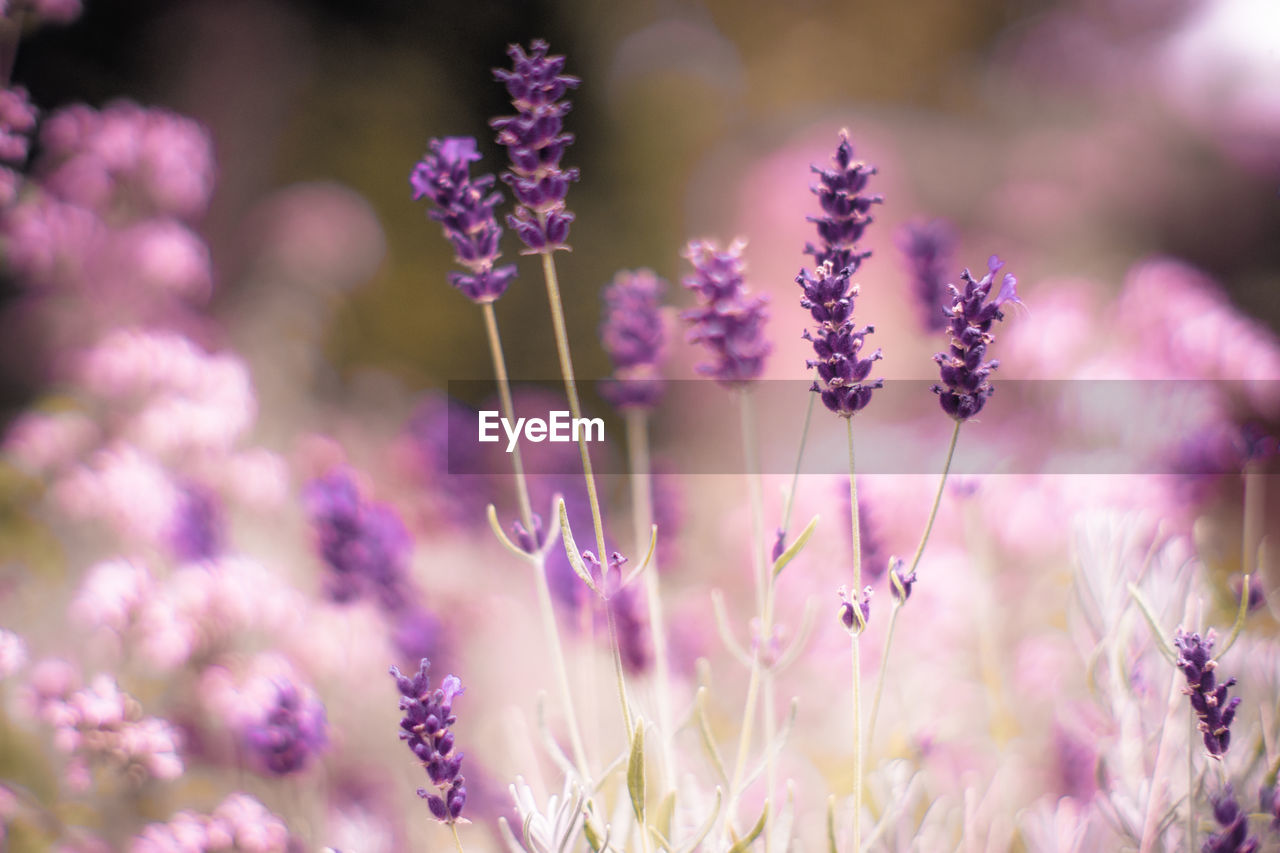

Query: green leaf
559,499,601,597
656,791,676,839
827,795,839,853
1219,572,1252,658
694,687,729,785
621,524,659,589
727,801,768,853
773,514,820,578
676,788,722,853
628,719,646,823
487,504,533,561
1126,582,1177,663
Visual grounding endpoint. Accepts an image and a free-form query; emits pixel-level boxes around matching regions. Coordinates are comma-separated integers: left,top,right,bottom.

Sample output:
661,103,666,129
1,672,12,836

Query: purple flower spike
390,659,467,824
682,239,771,387
896,219,957,333
1204,786,1260,853
411,136,518,303
800,261,883,417
491,40,580,253
1174,630,1242,758
799,134,883,417
838,584,872,635
601,269,667,410
931,255,1020,421
806,130,883,276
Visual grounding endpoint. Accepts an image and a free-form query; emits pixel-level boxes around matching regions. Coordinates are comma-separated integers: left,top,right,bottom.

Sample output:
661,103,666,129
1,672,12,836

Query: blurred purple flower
410,136,517,303
932,255,1020,421
390,659,467,824
896,218,957,333
304,468,412,609
406,395,498,528
682,238,771,386
168,483,223,562
1204,786,1259,853
491,40,580,253
600,269,667,410
242,680,328,776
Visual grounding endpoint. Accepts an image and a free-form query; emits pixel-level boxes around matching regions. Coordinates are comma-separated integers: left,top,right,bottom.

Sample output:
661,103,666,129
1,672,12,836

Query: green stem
1243,460,1262,576
626,409,678,793
906,420,962,577
450,822,465,853
538,252,607,561
605,599,634,736
865,421,961,753
778,376,818,544
865,602,901,749
847,418,863,852
480,302,534,528
1187,706,1195,851
481,301,589,781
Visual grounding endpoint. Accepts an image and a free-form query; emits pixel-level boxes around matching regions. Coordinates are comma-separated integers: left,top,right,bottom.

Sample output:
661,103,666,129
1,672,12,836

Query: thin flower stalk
625,408,678,793
867,419,960,745
847,419,864,853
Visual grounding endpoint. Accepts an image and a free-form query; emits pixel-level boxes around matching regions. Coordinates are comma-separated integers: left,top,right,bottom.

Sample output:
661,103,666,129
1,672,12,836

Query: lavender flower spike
243,680,329,776
1174,629,1242,758
682,239,771,386
1204,786,1260,853
390,658,467,823
800,133,883,417
600,269,667,409
896,218,957,332
806,130,883,276
932,255,1020,421
411,136,517,303
492,40,580,253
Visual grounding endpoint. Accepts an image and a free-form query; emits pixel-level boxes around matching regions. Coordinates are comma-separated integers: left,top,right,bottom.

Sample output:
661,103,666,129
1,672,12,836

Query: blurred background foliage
7,0,1279,404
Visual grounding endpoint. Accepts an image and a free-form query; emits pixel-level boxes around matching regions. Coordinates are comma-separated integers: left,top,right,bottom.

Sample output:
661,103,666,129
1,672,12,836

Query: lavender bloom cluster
492,40,580,253
410,136,517,303
600,269,667,410
1203,787,1260,853
932,255,1020,421
1174,629,1242,758
390,659,467,823
242,680,329,776
800,134,884,417
0,86,37,206
896,219,957,333
682,239,771,386
304,468,412,609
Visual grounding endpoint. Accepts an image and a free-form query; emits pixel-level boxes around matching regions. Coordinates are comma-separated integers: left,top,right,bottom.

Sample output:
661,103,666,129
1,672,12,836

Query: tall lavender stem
847,418,864,852
625,408,678,792
867,419,960,745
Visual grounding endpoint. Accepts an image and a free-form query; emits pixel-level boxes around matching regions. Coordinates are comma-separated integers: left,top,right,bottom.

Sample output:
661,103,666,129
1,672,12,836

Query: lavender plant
4,14,1280,853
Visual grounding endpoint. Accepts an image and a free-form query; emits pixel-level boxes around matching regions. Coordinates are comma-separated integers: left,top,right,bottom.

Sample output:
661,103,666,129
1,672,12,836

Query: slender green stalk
865,602,901,748
1187,707,1195,851
480,302,534,528
605,601,634,736
907,420,962,575
479,301,589,780
778,378,818,544
538,252,607,560
450,822,465,853
866,420,962,748
724,388,773,842
1243,460,1262,575
625,409,678,792
847,418,863,852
